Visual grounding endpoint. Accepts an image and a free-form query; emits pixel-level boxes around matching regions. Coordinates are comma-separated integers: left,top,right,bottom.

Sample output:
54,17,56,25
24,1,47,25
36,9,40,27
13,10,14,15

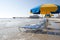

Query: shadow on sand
24,30,60,36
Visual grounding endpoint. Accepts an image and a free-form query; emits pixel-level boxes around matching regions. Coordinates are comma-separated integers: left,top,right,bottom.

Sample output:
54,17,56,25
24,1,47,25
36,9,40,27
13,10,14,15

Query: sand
0,18,60,40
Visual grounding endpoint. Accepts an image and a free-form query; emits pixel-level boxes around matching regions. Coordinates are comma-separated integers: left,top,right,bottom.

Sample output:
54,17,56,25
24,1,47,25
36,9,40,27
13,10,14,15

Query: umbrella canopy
40,4,58,14
30,4,60,15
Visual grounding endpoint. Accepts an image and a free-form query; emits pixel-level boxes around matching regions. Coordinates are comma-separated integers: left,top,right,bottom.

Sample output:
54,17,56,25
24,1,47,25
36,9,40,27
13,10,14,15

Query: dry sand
0,18,60,40
5,32,60,40
0,27,60,40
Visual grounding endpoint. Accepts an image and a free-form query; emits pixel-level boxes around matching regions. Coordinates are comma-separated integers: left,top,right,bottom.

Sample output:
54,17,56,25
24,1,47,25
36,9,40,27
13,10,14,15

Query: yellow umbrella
40,4,58,15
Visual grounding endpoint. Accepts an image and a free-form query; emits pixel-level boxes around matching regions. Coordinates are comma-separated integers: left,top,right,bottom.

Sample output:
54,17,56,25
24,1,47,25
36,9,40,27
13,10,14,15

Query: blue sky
0,0,60,18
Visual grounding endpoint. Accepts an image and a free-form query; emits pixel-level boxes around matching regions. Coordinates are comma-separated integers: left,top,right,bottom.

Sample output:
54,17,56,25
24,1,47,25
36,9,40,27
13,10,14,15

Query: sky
0,0,60,18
